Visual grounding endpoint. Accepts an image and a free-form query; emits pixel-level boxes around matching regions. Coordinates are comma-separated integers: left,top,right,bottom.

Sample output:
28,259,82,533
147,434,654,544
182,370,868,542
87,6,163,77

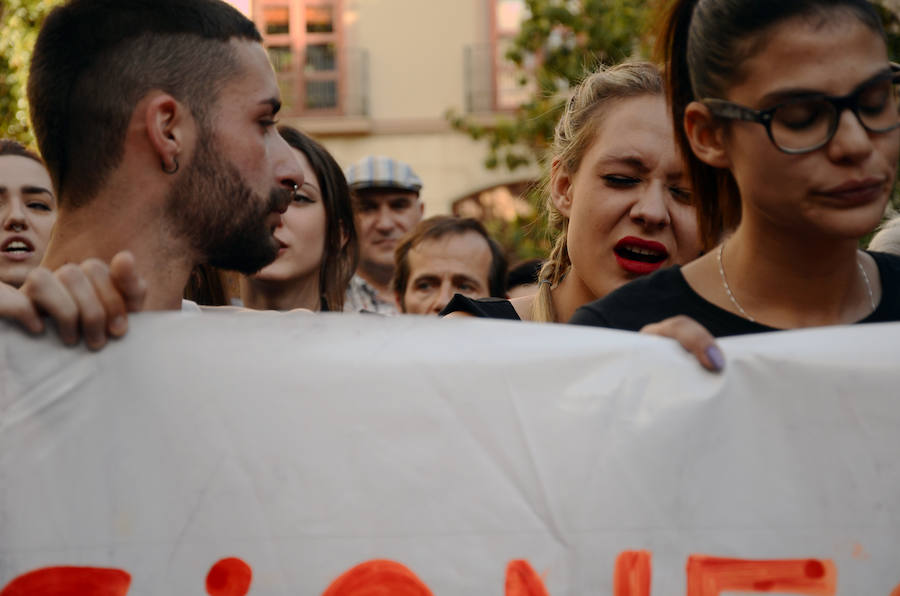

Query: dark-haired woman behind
571,0,900,337
238,126,357,311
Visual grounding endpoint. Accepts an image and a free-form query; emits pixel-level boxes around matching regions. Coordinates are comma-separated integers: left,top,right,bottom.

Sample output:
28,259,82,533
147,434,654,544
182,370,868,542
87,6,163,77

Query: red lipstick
613,236,668,275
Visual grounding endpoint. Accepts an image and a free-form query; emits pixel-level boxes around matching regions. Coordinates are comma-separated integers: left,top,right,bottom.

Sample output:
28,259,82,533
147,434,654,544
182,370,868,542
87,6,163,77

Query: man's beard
165,135,291,274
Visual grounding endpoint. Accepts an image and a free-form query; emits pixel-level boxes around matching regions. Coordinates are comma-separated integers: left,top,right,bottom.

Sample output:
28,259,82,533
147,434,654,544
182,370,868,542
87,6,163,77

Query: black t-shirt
569,251,900,337
440,294,521,320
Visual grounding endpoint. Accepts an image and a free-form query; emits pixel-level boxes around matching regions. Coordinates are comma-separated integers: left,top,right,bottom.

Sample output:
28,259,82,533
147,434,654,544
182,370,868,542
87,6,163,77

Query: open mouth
614,236,668,275
614,245,666,263
2,237,34,258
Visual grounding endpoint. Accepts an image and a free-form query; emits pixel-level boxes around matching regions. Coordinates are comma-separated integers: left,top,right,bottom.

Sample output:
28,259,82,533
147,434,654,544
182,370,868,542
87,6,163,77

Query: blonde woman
443,61,702,321
869,214,900,256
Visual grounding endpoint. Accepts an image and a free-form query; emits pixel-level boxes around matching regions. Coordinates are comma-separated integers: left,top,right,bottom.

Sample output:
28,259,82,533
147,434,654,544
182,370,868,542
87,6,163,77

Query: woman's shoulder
440,294,522,321
568,264,769,337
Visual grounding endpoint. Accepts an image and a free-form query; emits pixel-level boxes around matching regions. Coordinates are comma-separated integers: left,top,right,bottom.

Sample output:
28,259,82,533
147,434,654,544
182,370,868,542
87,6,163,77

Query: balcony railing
343,47,369,117
464,43,533,113
463,44,495,113
270,46,369,117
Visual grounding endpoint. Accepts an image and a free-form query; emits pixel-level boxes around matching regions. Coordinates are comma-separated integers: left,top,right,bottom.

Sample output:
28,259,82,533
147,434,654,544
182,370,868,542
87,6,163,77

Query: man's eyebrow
411,274,439,284
452,274,482,286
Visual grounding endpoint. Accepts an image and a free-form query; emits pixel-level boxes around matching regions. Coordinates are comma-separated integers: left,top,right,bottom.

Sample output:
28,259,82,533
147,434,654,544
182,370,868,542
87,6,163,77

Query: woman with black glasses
570,0,900,338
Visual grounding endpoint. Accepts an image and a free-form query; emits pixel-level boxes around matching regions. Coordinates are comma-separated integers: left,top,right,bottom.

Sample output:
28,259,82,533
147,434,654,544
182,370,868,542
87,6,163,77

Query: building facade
227,0,539,215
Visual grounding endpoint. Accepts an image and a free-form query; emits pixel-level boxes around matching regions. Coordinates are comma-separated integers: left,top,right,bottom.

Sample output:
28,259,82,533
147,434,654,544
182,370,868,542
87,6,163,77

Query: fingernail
705,345,725,371
111,316,127,335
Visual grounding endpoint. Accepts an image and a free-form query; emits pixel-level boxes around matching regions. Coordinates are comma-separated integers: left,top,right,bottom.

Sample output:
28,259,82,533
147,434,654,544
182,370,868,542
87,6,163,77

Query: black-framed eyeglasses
701,64,900,154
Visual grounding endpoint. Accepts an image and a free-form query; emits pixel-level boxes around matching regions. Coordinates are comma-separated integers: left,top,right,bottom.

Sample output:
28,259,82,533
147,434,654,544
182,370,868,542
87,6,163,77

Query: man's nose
374,205,395,231
432,283,455,314
274,133,304,197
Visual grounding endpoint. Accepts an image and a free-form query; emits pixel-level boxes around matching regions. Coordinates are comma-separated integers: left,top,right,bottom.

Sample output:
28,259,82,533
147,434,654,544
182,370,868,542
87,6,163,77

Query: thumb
109,251,147,312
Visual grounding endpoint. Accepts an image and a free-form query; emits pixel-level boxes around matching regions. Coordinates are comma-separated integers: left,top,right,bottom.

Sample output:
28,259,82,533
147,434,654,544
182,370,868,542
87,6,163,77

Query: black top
569,251,900,337
440,294,521,320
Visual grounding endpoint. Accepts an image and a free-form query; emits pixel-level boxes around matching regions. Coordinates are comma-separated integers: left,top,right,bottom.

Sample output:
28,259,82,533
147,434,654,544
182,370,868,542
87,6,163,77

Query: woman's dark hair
278,125,358,311
0,140,44,165
656,0,885,249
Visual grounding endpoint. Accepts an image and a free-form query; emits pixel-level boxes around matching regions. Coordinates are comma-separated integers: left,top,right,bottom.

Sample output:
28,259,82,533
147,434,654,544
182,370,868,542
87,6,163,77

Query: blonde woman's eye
603,175,639,187
669,186,692,203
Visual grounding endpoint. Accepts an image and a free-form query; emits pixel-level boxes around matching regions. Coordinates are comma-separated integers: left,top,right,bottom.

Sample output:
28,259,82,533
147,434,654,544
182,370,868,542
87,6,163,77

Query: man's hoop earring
162,157,179,175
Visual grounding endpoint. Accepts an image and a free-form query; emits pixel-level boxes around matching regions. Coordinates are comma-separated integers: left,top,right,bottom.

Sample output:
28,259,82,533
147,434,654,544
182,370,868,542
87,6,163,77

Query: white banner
1,313,899,595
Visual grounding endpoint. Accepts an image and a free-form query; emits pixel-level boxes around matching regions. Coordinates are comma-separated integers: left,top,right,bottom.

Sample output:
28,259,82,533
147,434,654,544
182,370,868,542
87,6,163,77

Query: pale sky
222,0,252,18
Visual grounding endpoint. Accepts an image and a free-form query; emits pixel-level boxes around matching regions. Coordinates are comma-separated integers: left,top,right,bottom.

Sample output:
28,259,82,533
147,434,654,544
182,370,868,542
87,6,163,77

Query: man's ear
144,92,190,173
684,101,730,169
549,158,574,218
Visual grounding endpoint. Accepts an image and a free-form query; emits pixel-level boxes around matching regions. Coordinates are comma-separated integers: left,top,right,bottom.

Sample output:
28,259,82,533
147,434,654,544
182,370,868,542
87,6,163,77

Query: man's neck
42,204,196,311
356,262,394,298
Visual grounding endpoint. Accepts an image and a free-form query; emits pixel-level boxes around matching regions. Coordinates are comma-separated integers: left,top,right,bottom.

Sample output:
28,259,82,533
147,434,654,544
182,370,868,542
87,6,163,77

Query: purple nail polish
705,345,725,371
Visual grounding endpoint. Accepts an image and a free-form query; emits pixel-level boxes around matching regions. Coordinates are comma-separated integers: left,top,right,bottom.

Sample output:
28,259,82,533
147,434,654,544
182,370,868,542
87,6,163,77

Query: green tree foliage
448,0,649,172
0,0,62,147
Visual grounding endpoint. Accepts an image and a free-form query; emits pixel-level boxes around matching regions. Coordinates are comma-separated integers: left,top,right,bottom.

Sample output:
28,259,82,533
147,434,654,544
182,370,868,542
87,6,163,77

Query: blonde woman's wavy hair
531,61,664,322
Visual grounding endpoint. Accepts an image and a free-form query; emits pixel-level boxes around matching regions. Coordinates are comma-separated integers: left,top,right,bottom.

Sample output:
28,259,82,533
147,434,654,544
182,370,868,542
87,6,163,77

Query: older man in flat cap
343,155,424,314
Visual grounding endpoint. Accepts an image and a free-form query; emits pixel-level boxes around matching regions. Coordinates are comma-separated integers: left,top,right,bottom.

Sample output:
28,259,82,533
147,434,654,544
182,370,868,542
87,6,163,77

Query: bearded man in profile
27,0,303,313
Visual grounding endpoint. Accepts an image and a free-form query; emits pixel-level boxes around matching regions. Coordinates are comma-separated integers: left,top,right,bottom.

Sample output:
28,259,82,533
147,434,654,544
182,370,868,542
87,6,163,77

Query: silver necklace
716,243,875,323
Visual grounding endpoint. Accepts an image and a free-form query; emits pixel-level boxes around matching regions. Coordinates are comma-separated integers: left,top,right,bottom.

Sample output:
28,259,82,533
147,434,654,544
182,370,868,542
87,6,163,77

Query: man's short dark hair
28,0,261,207
393,215,507,301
